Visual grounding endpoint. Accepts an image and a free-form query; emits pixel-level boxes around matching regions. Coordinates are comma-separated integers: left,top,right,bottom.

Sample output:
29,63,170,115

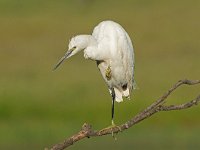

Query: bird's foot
105,65,112,81
111,120,122,140
99,121,122,140
111,120,122,138
106,120,122,140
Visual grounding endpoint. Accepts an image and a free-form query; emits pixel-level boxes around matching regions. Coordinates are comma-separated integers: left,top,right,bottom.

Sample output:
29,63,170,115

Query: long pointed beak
53,49,72,71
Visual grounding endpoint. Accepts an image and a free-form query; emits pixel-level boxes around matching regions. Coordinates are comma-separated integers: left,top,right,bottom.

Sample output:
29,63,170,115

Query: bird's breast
96,60,126,88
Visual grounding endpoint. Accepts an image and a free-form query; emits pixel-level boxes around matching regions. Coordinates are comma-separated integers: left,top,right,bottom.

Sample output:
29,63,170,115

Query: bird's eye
70,46,76,51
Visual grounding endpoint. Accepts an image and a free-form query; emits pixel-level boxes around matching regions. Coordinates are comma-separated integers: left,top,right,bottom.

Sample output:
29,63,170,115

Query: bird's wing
117,27,135,92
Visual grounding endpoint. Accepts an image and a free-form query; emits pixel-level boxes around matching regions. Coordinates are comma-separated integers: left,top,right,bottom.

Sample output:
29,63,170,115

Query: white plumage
54,20,135,124
92,21,135,102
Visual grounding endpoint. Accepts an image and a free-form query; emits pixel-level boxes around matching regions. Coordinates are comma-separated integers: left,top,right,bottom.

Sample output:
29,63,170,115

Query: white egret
54,20,135,126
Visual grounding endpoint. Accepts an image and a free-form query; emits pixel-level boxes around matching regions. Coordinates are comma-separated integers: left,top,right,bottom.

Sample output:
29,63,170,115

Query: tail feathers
114,88,123,102
122,88,130,98
109,88,131,103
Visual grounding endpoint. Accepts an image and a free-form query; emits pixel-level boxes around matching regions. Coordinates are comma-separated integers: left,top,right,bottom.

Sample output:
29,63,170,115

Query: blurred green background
0,0,200,149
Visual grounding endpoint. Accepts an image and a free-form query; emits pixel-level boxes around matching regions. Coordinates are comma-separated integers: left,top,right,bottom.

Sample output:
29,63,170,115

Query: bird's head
53,35,90,70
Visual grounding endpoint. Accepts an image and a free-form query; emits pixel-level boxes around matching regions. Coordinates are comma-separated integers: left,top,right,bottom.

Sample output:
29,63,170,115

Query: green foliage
0,0,200,149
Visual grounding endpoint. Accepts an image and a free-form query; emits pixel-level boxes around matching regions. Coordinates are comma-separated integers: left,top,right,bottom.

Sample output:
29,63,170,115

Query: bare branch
45,79,200,150
159,95,200,111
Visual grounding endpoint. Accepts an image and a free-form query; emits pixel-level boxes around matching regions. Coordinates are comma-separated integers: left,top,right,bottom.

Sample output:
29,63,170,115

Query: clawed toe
110,120,122,139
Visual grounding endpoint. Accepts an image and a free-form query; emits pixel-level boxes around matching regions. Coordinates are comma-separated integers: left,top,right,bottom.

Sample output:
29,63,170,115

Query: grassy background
0,0,200,149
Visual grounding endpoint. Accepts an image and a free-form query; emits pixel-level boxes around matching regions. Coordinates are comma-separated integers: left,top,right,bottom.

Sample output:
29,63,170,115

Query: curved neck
79,34,97,47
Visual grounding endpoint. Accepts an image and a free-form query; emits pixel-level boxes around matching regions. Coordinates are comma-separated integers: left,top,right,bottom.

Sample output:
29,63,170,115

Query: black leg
111,88,115,125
